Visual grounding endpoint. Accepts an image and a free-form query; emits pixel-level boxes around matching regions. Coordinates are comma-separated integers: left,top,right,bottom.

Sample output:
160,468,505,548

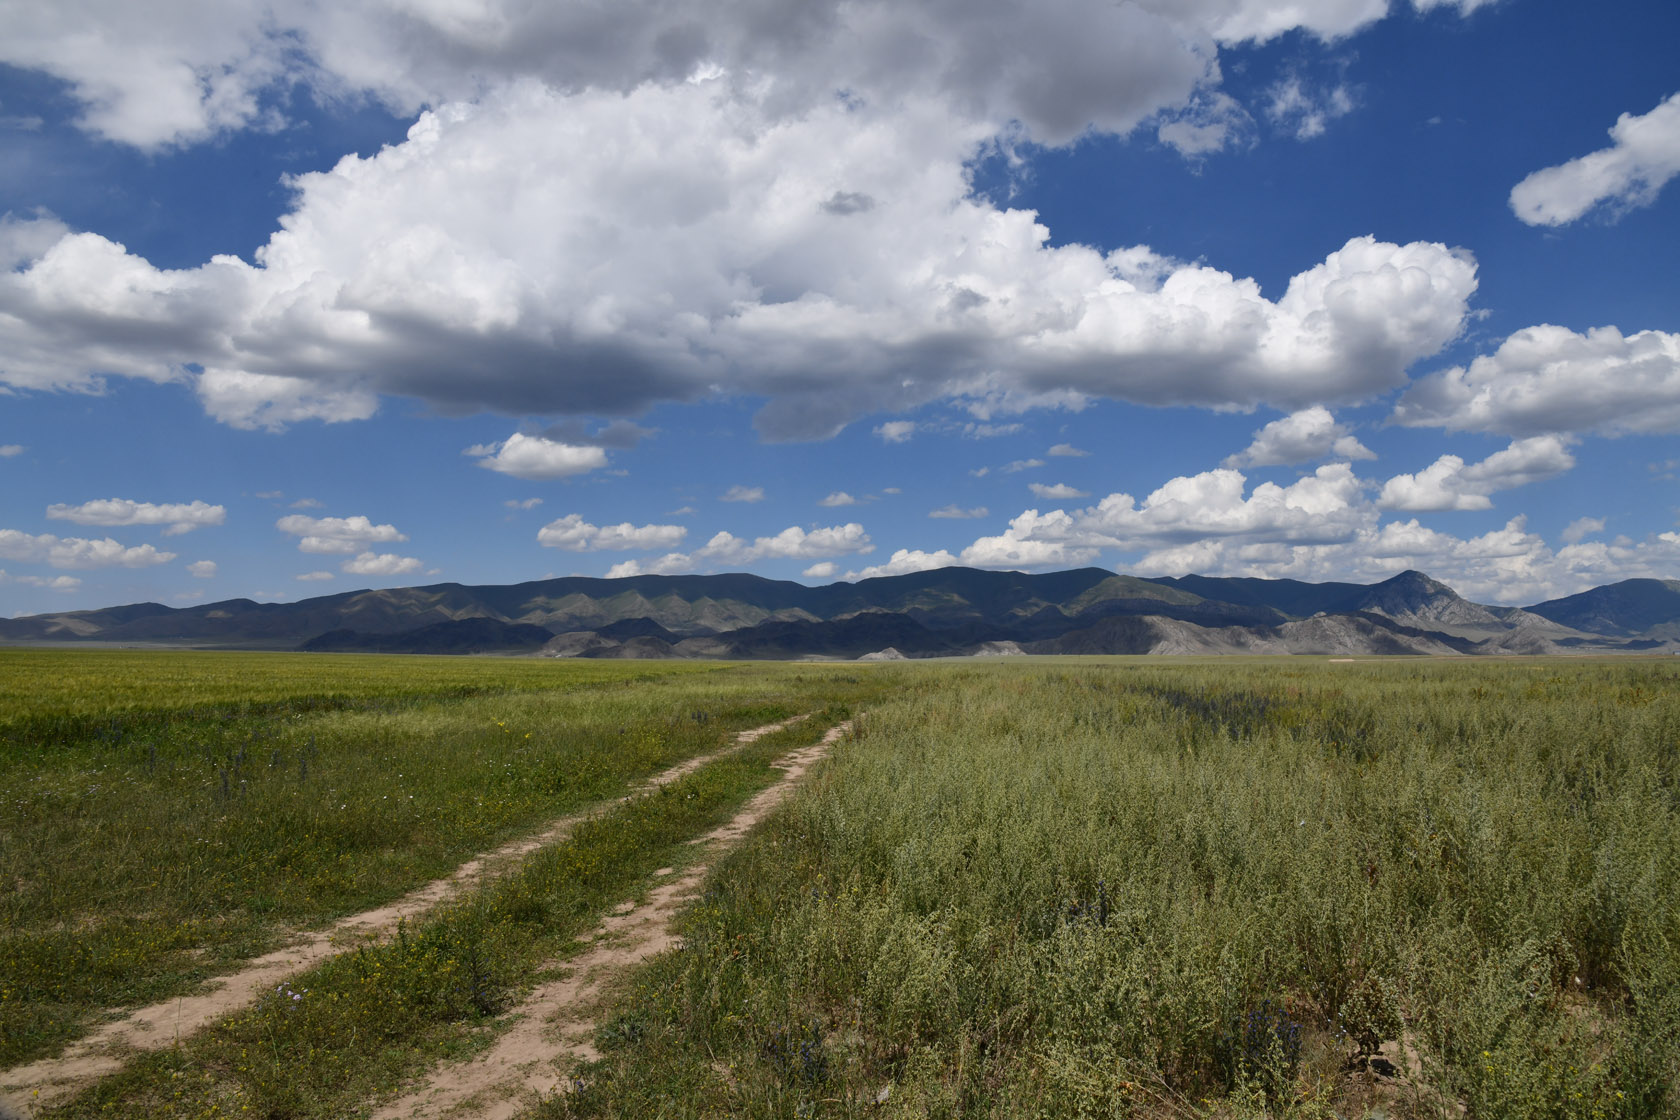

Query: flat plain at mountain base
3,652,1677,1119
544,658,1680,1120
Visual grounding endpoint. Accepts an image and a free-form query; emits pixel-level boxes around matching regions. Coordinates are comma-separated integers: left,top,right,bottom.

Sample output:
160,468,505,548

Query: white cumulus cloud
197,369,379,431
818,492,859,507
1224,406,1375,467
0,570,82,591
0,0,1450,154
1029,482,1090,500
187,560,217,578
950,464,1370,573
845,548,961,581
0,77,1479,442
341,551,423,577
1378,435,1576,512
468,434,608,480
1394,325,1680,436
603,521,873,576
46,498,226,535
276,514,407,555
536,514,687,552
874,421,916,444
0,529,176,569
1561,517,1605,545
698,523,872,564
605,553,699,578
1510,92,1680,226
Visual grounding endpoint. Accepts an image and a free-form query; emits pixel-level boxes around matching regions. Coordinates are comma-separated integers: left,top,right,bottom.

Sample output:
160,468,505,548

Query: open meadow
1,651,1677,1118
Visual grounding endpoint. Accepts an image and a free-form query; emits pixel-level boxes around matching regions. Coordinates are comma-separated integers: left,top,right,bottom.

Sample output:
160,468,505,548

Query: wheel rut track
369,719,855,1120
0,713,812,1116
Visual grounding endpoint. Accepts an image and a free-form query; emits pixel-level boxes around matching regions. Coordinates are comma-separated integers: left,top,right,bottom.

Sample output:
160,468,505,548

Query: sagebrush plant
543,659,1680,1120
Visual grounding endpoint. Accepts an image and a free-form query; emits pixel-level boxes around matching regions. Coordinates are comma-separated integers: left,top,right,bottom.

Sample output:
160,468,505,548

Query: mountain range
4,568,1679,659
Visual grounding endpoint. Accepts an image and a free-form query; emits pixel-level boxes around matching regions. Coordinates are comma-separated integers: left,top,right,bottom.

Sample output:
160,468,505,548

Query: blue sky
2,0,1678,616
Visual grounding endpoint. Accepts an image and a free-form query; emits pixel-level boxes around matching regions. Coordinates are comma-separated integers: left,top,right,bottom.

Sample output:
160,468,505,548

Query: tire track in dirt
369,719,853,1120
0,714,811,1115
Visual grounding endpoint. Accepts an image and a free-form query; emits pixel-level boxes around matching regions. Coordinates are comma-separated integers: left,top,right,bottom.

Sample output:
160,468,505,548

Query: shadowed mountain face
1525,579,1680,638
2,567,1675,659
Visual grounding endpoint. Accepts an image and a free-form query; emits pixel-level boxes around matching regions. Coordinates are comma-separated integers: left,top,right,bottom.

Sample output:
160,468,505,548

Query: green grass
10,653,1680,1120
544,658,1680,1120
0,650,887,1067
0,649,698,727
42,709,858,1120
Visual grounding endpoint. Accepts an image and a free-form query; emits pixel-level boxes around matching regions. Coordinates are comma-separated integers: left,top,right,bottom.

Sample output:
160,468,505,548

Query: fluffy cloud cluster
1378,436,1575,512
0,570,82,591
846,548,962,581
606,522,871,577
46,498,226,535
1510,92,1680,226
276,514,406,555
958,464,1370,570
341,552,424,577
536,514,686,552
0,529,175,569
0,0,1482,152
272,513,424,578
854,441,1638,601
1395,325,1680,436
0,1,1486,441
198,369,379,431
1141,517,1680,606
1029,482,1089,500
1223,406,1373,467
702,524,872,564
468,435,608,480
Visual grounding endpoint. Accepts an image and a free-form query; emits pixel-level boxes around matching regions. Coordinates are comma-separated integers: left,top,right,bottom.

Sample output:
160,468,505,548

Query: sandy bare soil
0,714,810,1115
370,719,853,1120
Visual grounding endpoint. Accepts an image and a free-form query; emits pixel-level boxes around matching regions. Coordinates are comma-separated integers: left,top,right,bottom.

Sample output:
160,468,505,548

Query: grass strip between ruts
40,709,850,1120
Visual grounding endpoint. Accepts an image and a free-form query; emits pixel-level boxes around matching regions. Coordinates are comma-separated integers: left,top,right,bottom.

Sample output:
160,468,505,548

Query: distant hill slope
300,619,556,655
1525,579,1680,638
3,566,1674,658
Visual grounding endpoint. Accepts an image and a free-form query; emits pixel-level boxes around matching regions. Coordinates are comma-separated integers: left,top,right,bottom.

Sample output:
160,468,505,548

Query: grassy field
0,649,886,1069
44,713,852,1120
5,652,1679,1119
546,658,1680,1120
